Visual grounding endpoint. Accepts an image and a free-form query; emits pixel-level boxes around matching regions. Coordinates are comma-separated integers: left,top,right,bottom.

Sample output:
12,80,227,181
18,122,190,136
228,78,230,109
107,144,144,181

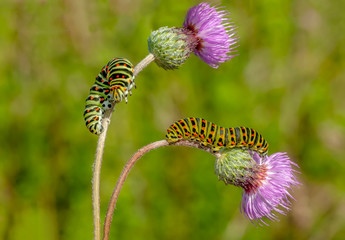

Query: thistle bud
147,26,198,70
215,149,258,187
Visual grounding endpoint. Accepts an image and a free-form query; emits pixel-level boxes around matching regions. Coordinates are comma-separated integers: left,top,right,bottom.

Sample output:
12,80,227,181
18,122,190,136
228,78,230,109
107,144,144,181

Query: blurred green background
1,0,345,239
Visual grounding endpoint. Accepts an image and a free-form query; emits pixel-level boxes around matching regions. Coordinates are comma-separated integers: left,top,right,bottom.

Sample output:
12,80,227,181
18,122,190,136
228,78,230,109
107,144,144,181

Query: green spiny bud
147,26,198,70
215,149,258,186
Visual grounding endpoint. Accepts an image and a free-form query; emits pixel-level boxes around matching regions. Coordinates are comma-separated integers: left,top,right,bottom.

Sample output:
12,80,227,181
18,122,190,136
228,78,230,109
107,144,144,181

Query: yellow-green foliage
1,0,345,239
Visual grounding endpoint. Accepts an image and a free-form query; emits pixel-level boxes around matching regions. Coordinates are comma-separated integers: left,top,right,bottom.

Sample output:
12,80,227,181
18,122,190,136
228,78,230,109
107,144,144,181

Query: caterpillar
107,58,135,103
166,117,269,155
83,58,134,135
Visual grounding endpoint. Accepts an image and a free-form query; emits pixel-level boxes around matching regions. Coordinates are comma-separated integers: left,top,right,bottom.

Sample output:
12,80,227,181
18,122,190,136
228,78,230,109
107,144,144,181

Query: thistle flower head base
148,27,198,70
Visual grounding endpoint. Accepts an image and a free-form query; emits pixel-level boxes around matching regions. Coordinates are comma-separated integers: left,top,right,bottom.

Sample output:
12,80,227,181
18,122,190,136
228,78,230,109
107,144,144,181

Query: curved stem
102,140,220,240
92,54,155,240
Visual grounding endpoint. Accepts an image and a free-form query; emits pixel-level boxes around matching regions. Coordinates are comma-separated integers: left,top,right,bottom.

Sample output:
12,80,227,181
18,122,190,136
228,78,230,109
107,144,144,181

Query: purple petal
240,152,301,225
183,3,239,68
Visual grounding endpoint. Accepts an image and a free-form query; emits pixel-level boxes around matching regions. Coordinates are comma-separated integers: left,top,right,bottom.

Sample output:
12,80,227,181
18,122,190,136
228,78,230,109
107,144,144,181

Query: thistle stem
102,140,220,240
92,54,155,240
92,110,111,240
133,53,155,77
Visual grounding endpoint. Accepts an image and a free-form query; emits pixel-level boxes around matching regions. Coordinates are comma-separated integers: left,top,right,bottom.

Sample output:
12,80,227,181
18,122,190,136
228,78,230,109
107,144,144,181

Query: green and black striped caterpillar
166,117,269,155
83,58,134,135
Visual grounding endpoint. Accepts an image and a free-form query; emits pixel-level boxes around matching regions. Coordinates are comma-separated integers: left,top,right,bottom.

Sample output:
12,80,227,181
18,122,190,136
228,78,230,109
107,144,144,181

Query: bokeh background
1,0,345,239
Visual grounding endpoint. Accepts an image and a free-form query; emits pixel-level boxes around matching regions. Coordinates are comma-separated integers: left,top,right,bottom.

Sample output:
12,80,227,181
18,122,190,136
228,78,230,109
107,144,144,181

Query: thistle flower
215,149,300,225
147,3,238,70
183,3,238,68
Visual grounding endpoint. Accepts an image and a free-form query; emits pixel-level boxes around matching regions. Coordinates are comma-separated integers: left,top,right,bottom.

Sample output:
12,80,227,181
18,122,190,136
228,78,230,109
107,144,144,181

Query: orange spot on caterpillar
207,139,212,143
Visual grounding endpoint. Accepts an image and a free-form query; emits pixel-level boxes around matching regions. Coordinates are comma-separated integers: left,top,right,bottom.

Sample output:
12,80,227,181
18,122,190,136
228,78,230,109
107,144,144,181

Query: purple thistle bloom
240,152,300,225
215,150,300,225
183,3,239,68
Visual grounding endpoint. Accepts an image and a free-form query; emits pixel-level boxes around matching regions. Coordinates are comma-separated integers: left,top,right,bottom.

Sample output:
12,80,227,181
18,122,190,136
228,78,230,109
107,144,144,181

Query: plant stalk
102,140,220,240
92,54,155,240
